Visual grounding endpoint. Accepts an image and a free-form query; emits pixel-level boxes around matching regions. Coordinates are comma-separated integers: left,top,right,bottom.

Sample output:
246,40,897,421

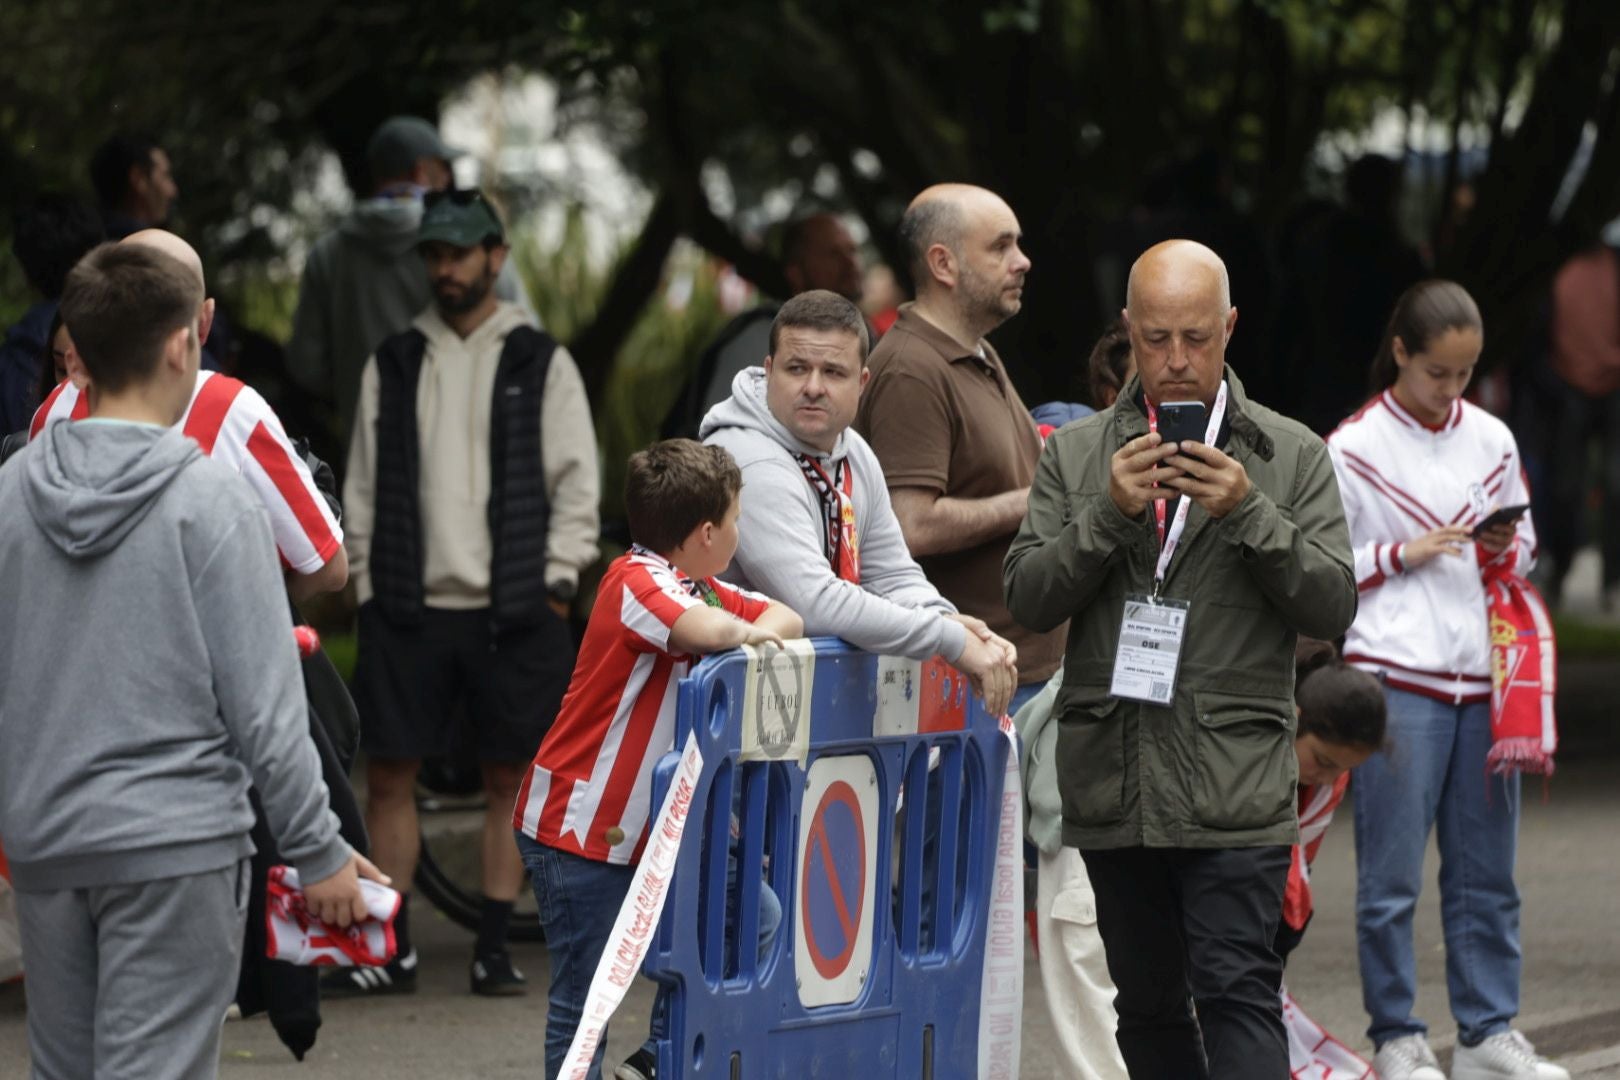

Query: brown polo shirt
855,303,1066,683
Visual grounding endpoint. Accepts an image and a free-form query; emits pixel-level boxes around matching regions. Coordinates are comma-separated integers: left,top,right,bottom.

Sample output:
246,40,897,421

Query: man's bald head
1125,239,1230,315
900,183,1030,337
899,184,1007,282
122,229,204,288
121,228,213,345
1121,240,1237,407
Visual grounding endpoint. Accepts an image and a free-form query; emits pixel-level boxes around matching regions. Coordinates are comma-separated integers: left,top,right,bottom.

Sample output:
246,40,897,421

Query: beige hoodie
343,301,600,607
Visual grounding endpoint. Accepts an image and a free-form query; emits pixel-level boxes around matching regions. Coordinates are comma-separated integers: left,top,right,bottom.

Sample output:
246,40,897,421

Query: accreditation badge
1109,594,1190,705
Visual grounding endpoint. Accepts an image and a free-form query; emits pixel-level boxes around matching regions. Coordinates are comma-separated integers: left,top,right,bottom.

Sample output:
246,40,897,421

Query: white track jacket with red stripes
1326,392,1536,704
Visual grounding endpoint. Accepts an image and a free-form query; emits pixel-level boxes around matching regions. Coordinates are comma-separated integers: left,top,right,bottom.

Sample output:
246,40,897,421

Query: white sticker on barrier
873,655,970,739
794,754,879,1009
558,733,705,1080
977,714,1024,1080
873,655,922,736
740,638,815,766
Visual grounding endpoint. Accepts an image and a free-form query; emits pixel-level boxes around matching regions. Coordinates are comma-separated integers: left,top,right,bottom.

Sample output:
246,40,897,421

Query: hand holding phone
1156,401,1208,449
1471,503,1529,539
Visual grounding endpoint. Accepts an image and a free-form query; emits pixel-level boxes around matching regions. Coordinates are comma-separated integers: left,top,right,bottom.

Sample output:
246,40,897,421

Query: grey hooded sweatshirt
700,367,967,662
286,195,535,435
0,421,349,892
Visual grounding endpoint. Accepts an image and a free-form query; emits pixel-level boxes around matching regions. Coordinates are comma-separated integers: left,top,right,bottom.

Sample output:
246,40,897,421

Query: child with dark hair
1086,317,1136,410
513,439,803,1080
1276,638,1387,963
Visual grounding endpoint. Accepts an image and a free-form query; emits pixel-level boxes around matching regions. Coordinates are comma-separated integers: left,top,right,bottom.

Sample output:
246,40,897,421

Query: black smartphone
1471,502,1530,538
1157,400,1208,448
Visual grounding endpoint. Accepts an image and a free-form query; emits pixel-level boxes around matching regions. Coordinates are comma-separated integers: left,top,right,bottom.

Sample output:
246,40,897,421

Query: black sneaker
469,950,527,997
320,947,418,997
614,1047,657,1080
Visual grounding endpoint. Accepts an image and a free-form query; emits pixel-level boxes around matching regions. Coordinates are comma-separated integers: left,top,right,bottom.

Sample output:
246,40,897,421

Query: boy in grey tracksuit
0,242,369,1080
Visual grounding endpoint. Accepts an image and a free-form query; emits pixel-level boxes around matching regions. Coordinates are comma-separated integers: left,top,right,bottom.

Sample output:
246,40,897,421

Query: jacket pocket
1191,690,1295,830
1055,690,1127,827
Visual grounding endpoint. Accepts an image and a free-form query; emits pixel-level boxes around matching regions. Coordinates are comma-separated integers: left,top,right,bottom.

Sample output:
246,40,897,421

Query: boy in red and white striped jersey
513,439,802,1080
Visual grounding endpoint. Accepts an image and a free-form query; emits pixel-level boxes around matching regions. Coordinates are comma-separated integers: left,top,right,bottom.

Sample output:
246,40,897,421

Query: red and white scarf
793,453,860,583
1482,570,1558,776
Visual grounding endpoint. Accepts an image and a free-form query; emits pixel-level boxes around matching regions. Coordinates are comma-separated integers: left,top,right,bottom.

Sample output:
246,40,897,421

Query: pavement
5,754,1616,1077
3,550,1616,1077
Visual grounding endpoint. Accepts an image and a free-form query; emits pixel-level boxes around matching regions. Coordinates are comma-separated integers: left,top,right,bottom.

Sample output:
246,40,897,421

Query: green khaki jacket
1003,368,1355,850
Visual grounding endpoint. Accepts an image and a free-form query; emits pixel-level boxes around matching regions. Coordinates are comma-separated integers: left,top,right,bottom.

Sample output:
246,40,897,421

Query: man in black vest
336,190,601,997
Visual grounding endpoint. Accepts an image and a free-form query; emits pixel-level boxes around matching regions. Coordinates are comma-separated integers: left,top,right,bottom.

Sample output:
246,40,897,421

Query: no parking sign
794,754,878,1008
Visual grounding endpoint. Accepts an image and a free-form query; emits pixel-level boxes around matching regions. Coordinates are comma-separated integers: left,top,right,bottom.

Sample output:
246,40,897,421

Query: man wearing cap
333,190,599,998
287,116,535,457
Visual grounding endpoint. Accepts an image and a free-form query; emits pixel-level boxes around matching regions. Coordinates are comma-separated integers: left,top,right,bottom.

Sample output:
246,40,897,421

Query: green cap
417,190,505,248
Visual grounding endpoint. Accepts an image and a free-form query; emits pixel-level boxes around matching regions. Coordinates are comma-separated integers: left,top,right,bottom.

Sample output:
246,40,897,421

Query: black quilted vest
370,324,555,633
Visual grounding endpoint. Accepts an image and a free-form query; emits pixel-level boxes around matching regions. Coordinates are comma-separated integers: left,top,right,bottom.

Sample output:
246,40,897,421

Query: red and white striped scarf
1483,571,1558,776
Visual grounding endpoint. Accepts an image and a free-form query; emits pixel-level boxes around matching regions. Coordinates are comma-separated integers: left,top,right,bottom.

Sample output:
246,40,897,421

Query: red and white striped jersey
512,547,771,865
30,373,342,575
1326,392,1535,704
1282,775,1349,932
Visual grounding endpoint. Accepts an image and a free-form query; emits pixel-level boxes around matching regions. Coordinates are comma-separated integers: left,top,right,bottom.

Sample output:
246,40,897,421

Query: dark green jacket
1003,368,1355,850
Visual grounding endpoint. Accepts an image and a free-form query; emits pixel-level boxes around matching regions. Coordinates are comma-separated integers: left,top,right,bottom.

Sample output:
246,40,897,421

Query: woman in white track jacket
1326,280,1566,1080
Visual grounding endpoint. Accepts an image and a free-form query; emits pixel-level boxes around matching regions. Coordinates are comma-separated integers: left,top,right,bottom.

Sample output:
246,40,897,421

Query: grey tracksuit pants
16,861,249,1080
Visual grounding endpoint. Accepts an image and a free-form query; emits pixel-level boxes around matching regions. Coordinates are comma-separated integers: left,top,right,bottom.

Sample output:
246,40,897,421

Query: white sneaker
1451,1031,1570,1080
1373,1033,1447,1080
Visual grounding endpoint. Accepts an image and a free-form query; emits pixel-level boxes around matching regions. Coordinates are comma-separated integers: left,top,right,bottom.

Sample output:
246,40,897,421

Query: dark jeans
1081,845,1291,1080
517,832,781,1080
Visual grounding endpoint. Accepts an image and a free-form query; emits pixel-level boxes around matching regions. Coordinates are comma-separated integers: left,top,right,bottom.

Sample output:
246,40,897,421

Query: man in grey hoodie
700,289,1017,713
0,243,382,1080
286,115,534,456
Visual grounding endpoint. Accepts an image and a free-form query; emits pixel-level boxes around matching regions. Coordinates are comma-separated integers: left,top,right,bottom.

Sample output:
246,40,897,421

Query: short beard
959,267,1017,333
434,272,494,317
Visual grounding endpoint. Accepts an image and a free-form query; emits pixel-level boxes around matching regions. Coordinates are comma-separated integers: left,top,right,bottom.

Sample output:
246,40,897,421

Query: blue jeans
1352,687,1521,1048
516,832,781,1080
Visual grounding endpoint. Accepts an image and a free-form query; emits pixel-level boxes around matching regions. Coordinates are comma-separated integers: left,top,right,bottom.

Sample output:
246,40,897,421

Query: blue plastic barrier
639,637,1010,1078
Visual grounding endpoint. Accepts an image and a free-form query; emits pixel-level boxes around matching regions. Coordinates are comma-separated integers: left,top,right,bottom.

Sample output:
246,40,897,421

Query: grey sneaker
1373,1033,1447,1080
1452,1031,1570,1080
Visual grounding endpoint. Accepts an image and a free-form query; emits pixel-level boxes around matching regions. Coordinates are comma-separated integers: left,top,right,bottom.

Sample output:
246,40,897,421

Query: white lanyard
1147,380,1228,589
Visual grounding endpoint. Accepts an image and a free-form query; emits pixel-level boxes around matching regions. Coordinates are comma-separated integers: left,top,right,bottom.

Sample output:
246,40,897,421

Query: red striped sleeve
713,577,772,623
245,420,342,570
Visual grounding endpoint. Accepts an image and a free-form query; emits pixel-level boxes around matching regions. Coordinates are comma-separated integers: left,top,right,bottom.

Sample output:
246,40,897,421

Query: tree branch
569,188,685,408
686,201,789,297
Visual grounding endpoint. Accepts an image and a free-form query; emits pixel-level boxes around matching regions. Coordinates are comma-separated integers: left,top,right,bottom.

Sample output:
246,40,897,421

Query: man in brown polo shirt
855,183,1066,688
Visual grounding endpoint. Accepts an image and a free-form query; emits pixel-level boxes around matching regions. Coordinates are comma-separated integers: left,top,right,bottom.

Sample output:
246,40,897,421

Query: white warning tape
977,713,1023,1080
559,731,705,1079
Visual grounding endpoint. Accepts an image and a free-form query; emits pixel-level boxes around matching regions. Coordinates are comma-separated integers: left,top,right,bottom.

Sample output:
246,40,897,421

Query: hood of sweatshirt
338,195,426,258
697,366,854,466
22,420,201,558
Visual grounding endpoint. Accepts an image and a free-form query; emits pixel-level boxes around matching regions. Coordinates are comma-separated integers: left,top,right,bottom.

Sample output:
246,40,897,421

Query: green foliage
508,203,731,522
1553,615,1620,660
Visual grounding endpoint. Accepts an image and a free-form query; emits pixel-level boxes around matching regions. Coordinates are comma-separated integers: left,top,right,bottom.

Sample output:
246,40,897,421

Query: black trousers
1080,845,1291,1080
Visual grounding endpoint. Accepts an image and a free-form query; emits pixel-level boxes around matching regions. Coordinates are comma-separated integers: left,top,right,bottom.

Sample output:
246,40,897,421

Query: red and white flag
265,865,401,968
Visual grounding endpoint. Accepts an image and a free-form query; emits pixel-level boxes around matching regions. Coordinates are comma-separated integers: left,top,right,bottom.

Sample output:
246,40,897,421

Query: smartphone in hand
1157,401,1208,448
1471,503,1530,538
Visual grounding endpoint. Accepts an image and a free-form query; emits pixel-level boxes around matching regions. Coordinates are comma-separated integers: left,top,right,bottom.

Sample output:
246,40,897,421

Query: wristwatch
547,580,577,604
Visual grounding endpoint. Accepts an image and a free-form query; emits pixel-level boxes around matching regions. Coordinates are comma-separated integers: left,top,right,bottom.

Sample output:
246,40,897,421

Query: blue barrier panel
639,637,1009,1078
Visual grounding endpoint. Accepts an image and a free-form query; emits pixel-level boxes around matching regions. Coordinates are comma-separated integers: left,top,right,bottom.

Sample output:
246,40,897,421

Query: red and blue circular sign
799,780,867,980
